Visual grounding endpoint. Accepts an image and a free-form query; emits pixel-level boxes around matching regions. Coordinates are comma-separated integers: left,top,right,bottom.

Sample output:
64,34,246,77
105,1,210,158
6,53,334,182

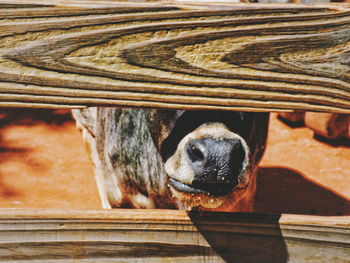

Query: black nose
186,137,246,196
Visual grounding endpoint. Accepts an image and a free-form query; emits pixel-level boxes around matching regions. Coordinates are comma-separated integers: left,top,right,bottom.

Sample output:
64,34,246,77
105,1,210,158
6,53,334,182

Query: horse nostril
186,137,246,194
186,142,205,162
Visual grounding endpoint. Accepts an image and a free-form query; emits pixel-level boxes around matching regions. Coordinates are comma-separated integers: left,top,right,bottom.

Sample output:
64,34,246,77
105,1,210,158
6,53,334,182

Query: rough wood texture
0,208,349,262
0,1,349,112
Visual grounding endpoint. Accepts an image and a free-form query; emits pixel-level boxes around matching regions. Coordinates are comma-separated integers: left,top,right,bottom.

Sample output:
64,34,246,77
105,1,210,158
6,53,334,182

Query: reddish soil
258,114,350,215
0,108,100,209
0,108,349,215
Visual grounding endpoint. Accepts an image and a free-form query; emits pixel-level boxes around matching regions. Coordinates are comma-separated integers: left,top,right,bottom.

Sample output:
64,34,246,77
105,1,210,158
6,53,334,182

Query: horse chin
168,185,226,210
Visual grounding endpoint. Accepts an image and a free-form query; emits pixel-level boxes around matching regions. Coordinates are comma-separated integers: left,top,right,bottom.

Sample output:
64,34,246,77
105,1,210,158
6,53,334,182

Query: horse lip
169,178,209,195
169,177,240,196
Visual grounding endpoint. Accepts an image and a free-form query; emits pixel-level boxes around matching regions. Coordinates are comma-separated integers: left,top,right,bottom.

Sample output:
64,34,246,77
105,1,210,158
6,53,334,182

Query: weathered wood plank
0,208,349,262
0,1,349,112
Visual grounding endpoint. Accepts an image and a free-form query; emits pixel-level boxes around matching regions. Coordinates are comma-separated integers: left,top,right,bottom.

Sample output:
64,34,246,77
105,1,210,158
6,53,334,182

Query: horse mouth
168,178,228,209
169,178,208,194
169,178,234,197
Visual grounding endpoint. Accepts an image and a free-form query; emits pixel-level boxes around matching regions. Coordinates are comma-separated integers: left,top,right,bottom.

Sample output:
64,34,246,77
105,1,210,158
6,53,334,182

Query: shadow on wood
188,165,350,262
188,212,288,263
0,208,348,262
187,166,350,262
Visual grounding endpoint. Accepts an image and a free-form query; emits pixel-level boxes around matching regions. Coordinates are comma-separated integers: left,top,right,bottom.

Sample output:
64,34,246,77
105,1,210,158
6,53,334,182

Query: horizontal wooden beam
0,1,349,112
0,208,349,262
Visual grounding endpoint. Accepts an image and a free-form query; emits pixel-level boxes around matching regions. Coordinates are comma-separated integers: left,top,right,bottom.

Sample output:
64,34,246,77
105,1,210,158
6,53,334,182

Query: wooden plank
0,208,349,262
0,1,349,112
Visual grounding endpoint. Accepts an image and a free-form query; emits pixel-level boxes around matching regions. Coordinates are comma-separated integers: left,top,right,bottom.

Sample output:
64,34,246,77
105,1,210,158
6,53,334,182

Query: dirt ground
0,108,100,209
0,108,349,215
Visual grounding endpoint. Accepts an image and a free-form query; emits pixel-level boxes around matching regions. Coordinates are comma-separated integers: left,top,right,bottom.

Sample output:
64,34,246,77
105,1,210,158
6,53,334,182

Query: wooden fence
0,0,349,262
0,0,349,112
0,209,349,262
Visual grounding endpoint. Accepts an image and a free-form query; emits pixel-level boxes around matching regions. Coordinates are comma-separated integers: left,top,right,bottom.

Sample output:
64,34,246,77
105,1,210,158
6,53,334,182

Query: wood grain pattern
0,1,349,112
0,208,349,262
